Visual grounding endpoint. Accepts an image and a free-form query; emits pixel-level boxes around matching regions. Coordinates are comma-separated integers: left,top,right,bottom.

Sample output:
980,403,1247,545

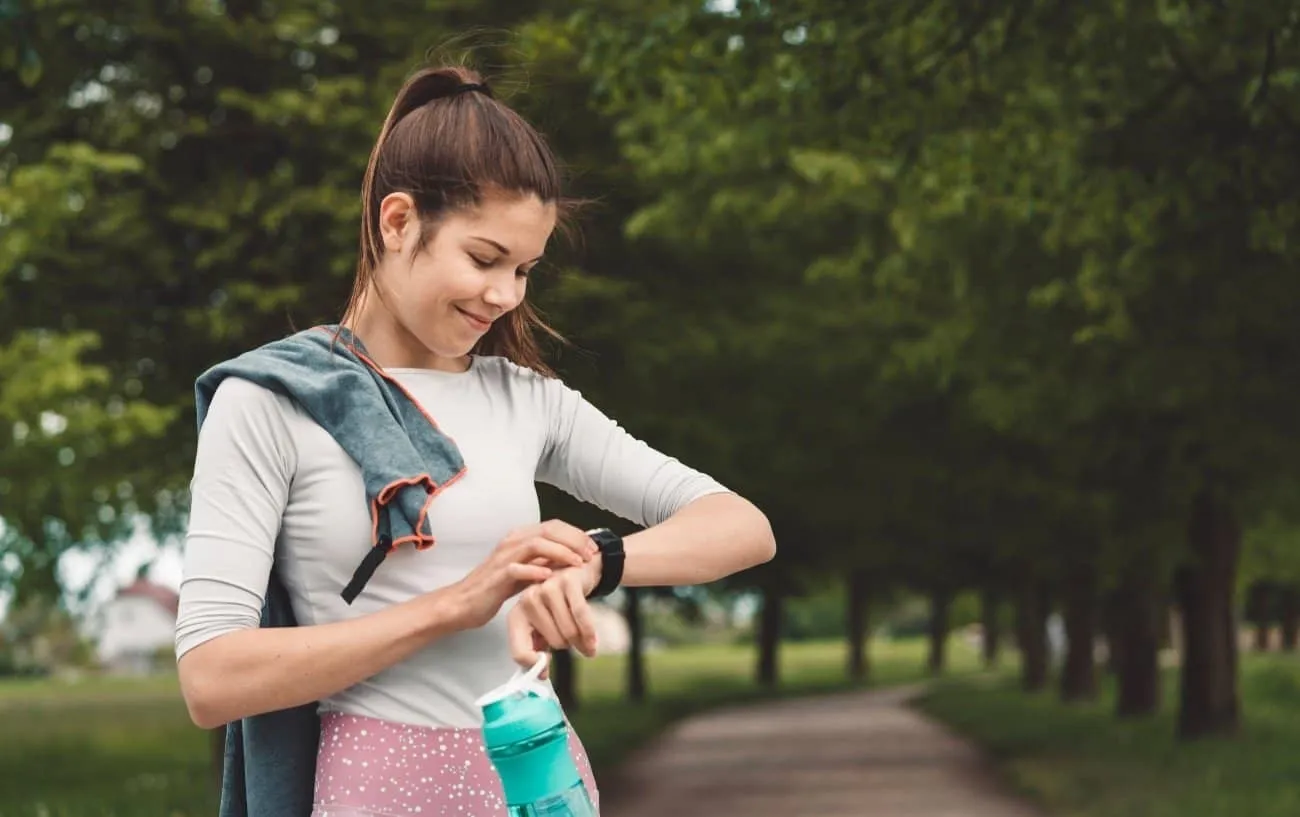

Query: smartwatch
585,527,625,599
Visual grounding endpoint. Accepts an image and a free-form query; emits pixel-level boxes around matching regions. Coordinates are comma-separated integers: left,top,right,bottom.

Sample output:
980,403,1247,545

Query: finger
533,631,551,679
541,582,582,650
540,519,599,560
506,563,553,584
522,588,568,650
518,537,586,568
507,606,543,670
562,576,599,657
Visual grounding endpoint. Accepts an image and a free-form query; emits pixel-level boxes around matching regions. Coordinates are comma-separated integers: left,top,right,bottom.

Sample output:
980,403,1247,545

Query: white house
95,579,179,675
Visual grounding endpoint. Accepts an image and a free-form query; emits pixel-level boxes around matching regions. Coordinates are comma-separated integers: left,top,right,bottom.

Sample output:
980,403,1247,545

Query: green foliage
783,585,848,642
3,0,1300,751
0,0,568,597
0,330,174,601
563,0,1300,621
0,594,95,677
920,655,1300,817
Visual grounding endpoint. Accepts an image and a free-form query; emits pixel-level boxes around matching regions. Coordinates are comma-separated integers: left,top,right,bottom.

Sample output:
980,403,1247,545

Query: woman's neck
343,298,470,373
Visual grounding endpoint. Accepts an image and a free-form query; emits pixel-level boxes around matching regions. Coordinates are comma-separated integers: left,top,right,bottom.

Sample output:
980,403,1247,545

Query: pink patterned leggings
311,711,601,816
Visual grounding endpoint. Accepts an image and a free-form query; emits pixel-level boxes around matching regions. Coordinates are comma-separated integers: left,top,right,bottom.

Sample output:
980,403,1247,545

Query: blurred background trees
4,0,1300,748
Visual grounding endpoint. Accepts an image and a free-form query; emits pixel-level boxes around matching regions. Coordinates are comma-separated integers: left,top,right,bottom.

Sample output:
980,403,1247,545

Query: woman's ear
377,192,417,253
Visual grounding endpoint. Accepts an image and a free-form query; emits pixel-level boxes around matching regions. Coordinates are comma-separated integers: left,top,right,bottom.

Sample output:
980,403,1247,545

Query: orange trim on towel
317,325,469,553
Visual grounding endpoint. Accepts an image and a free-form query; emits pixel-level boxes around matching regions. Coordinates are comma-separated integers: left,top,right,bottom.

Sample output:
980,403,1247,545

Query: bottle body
506,780,597,816
487,723,596,817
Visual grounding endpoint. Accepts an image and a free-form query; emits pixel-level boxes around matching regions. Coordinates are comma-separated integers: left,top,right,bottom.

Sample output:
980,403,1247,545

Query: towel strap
341,506,394,604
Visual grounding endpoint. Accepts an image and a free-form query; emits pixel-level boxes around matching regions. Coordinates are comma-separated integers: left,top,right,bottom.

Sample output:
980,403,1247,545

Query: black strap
341,507,393,604
586,528,625,599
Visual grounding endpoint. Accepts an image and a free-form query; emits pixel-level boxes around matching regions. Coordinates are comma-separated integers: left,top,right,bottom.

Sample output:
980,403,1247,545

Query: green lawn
917,653,1300,817
0,637,973,817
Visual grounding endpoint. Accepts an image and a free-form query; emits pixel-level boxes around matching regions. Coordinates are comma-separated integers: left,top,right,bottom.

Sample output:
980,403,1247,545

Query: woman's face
371,190,556,368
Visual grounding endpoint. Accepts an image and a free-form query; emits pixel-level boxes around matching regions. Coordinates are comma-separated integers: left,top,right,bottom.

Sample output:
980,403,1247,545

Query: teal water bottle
476,655,598,816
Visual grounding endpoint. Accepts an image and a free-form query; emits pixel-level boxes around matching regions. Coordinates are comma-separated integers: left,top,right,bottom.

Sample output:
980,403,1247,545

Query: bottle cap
475,654,553,709
476,655,565,750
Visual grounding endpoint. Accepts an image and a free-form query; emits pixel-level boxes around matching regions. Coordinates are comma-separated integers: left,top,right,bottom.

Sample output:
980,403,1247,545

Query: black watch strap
585,528,625,599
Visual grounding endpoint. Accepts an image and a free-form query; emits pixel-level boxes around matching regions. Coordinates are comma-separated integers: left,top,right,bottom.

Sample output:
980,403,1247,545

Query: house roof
114,579,180,617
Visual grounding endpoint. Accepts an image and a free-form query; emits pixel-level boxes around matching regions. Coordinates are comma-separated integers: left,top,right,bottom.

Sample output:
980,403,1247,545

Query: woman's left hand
507,560,601,674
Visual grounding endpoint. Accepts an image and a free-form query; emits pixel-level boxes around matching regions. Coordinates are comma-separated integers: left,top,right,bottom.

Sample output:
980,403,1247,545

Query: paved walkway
600,685,1044,817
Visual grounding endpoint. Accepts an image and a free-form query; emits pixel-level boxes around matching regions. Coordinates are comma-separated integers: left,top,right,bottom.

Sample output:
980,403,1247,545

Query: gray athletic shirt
175,355,728,728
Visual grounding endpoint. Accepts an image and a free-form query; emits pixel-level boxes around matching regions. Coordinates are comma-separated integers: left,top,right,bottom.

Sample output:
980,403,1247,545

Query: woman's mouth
456,307,493,332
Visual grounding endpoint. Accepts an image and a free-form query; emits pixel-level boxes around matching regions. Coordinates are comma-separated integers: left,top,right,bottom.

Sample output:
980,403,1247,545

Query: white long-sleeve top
175,355,728,727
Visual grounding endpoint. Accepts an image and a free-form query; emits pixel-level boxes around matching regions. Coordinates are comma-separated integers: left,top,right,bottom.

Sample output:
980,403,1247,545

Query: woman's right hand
447,520,598,630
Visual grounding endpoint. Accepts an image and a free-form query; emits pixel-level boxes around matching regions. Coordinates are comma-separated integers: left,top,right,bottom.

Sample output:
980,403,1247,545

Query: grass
0,637,974,817
917,653,1300,817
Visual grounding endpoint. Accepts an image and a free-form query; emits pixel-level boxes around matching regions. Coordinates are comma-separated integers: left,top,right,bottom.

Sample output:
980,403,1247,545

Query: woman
175,64,775,817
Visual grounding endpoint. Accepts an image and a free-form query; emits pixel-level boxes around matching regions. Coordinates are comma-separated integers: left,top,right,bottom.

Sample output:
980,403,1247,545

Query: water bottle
476,654,598,816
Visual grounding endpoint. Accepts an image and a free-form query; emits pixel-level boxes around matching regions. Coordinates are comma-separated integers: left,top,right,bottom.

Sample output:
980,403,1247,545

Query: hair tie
449,82,492,99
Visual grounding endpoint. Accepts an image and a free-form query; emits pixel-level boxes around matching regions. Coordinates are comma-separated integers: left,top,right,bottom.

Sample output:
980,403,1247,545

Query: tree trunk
552,649,578,711
624,588,647,702
756,582,783,687
1016,580,1049,692
928,588,951,676
1060,566,1098,703
1113,567,1162,718
1175,488,1241,740
1281,586,1300,651
846,569,870,682
980,587,1001,668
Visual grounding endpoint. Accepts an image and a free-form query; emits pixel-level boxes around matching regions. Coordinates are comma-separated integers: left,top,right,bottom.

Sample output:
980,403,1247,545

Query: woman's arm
180,523,590,729
534,378,776,583
510,493,773,665
177,378,464,729
507,493,773,668
535,377,776,576
515,379,775,663
179,590,461,729
615,490,775,586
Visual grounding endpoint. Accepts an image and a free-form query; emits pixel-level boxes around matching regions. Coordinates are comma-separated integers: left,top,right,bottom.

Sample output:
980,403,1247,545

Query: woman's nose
482,274,523,311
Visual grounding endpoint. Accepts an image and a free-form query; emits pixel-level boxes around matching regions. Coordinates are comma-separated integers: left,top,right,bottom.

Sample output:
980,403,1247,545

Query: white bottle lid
475,653,554,709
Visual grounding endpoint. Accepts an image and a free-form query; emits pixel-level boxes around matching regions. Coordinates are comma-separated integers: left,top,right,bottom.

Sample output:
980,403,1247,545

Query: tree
567,0,1300,742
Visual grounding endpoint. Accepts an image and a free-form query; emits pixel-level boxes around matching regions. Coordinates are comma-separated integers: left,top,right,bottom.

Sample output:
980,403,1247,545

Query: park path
598,685,1045,817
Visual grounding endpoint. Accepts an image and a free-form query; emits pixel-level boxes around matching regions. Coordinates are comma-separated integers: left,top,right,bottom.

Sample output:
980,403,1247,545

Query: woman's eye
469,255,495,269
516,267,532,279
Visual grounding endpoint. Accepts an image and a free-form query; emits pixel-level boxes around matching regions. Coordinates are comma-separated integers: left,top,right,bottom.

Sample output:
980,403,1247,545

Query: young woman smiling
174,64,775,817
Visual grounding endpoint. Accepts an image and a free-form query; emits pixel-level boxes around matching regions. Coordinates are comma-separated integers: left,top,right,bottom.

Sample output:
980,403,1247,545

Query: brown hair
341,64,574,376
